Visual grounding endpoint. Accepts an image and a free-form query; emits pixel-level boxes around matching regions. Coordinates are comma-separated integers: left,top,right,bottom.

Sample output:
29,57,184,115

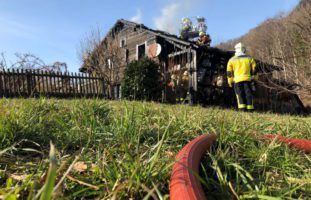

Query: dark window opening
138,44,146,59
120,39,126,47
114,84,121,99
125,49,129,63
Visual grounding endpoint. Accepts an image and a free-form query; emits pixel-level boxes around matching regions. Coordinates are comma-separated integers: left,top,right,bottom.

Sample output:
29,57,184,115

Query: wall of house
96,23,160,99
116,25,157,63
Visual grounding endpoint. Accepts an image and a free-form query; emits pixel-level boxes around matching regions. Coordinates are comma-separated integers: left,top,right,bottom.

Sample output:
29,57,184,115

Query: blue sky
0,0,300,72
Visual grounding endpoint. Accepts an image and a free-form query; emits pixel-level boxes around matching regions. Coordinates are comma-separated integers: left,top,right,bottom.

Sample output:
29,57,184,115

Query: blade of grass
39,142,57,200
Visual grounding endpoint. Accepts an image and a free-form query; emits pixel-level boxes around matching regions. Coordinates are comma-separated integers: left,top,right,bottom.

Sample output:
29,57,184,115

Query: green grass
0,98,310,199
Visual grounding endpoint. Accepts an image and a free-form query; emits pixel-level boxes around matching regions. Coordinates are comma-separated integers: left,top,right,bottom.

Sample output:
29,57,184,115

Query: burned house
80,19,305,114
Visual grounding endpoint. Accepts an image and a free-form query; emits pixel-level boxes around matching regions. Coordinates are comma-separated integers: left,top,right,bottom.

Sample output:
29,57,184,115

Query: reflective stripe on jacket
227,55,257,84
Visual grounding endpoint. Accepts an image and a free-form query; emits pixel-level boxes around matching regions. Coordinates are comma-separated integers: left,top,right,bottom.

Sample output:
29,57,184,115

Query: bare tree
78,26,126,98
0,52,68,73
11,53,46,70
0,53,8,71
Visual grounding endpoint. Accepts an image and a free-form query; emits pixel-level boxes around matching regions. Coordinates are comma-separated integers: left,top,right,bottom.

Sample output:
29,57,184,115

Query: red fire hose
170,133,217,200
260,134,311,153
169,133,311,200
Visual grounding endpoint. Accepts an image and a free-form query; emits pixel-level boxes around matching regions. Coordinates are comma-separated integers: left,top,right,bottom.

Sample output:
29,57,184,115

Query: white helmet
234,42,246,54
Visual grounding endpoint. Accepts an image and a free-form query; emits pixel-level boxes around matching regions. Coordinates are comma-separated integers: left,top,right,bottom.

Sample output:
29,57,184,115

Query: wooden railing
0,69,105,98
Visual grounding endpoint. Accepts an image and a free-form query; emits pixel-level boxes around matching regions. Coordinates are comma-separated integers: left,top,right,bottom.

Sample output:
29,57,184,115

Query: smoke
153,0,197,34
130,9,143,24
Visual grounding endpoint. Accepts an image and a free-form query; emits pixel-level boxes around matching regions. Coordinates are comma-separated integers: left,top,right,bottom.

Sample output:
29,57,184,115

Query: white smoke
154,3,180,34
153,0,197,34
130,9,143,24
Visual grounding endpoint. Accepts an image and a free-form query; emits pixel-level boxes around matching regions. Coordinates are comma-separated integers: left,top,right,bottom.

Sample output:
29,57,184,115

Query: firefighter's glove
228,83,233,88
251,81,256,92
251,74,259,81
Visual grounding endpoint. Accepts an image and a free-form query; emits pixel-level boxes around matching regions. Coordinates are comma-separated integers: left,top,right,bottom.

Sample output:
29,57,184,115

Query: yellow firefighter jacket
227,55,257,85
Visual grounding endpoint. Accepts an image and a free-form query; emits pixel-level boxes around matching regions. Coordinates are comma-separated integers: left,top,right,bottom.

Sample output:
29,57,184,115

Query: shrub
121,58,162,101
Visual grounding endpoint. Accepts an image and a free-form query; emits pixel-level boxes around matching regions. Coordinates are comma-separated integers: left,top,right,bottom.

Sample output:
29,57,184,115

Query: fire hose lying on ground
169,133,311,200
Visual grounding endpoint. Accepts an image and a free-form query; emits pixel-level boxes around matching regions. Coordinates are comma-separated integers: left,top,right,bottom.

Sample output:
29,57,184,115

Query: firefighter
168,74,178,103
169,74,177,90
175,73,182,103
181,18,192,40
172,70,189,103
180,70,189,103
197,32,211,46
227,42,257,111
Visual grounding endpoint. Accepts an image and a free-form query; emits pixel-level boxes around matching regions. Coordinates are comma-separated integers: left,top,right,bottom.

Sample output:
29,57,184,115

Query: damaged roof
112,19,199,48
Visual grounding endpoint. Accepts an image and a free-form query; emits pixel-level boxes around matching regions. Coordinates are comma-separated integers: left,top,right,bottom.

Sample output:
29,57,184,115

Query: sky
0,0,300,72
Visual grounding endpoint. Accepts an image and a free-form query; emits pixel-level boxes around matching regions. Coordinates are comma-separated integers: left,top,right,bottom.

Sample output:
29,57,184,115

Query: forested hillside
218,0,311,107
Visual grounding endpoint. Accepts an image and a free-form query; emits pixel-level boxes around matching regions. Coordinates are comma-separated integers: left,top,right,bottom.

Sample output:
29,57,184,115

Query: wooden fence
0,69,106,98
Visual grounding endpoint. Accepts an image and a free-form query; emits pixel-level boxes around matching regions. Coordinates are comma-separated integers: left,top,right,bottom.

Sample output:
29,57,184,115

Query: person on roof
180,18,193,40
227,42,257,111
182,18,192,32
197,32,211,46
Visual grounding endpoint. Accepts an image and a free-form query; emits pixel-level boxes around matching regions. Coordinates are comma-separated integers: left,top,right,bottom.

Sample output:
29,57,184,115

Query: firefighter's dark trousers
234,81,254,110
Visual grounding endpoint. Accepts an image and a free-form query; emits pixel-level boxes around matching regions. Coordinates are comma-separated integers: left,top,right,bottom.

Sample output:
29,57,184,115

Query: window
120,38,126,48
118,85,122,99
107,59,113,69
136,43,146,60
114,84,122,99
125,49,129,63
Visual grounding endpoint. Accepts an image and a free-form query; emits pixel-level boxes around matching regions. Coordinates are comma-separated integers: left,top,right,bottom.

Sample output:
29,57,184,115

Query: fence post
36,69,41,96
7,68,12,97
12,68,16,96
33,70,37,97
21,69,25,96
4,69,7,97
16,69,20,96
79,73,83,96
26,70,33,97
66,72,69,97
0,70,3,97
83,73,86,96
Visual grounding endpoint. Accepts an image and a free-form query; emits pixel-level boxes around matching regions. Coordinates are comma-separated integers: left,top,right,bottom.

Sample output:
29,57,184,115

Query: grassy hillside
0,99,310,199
